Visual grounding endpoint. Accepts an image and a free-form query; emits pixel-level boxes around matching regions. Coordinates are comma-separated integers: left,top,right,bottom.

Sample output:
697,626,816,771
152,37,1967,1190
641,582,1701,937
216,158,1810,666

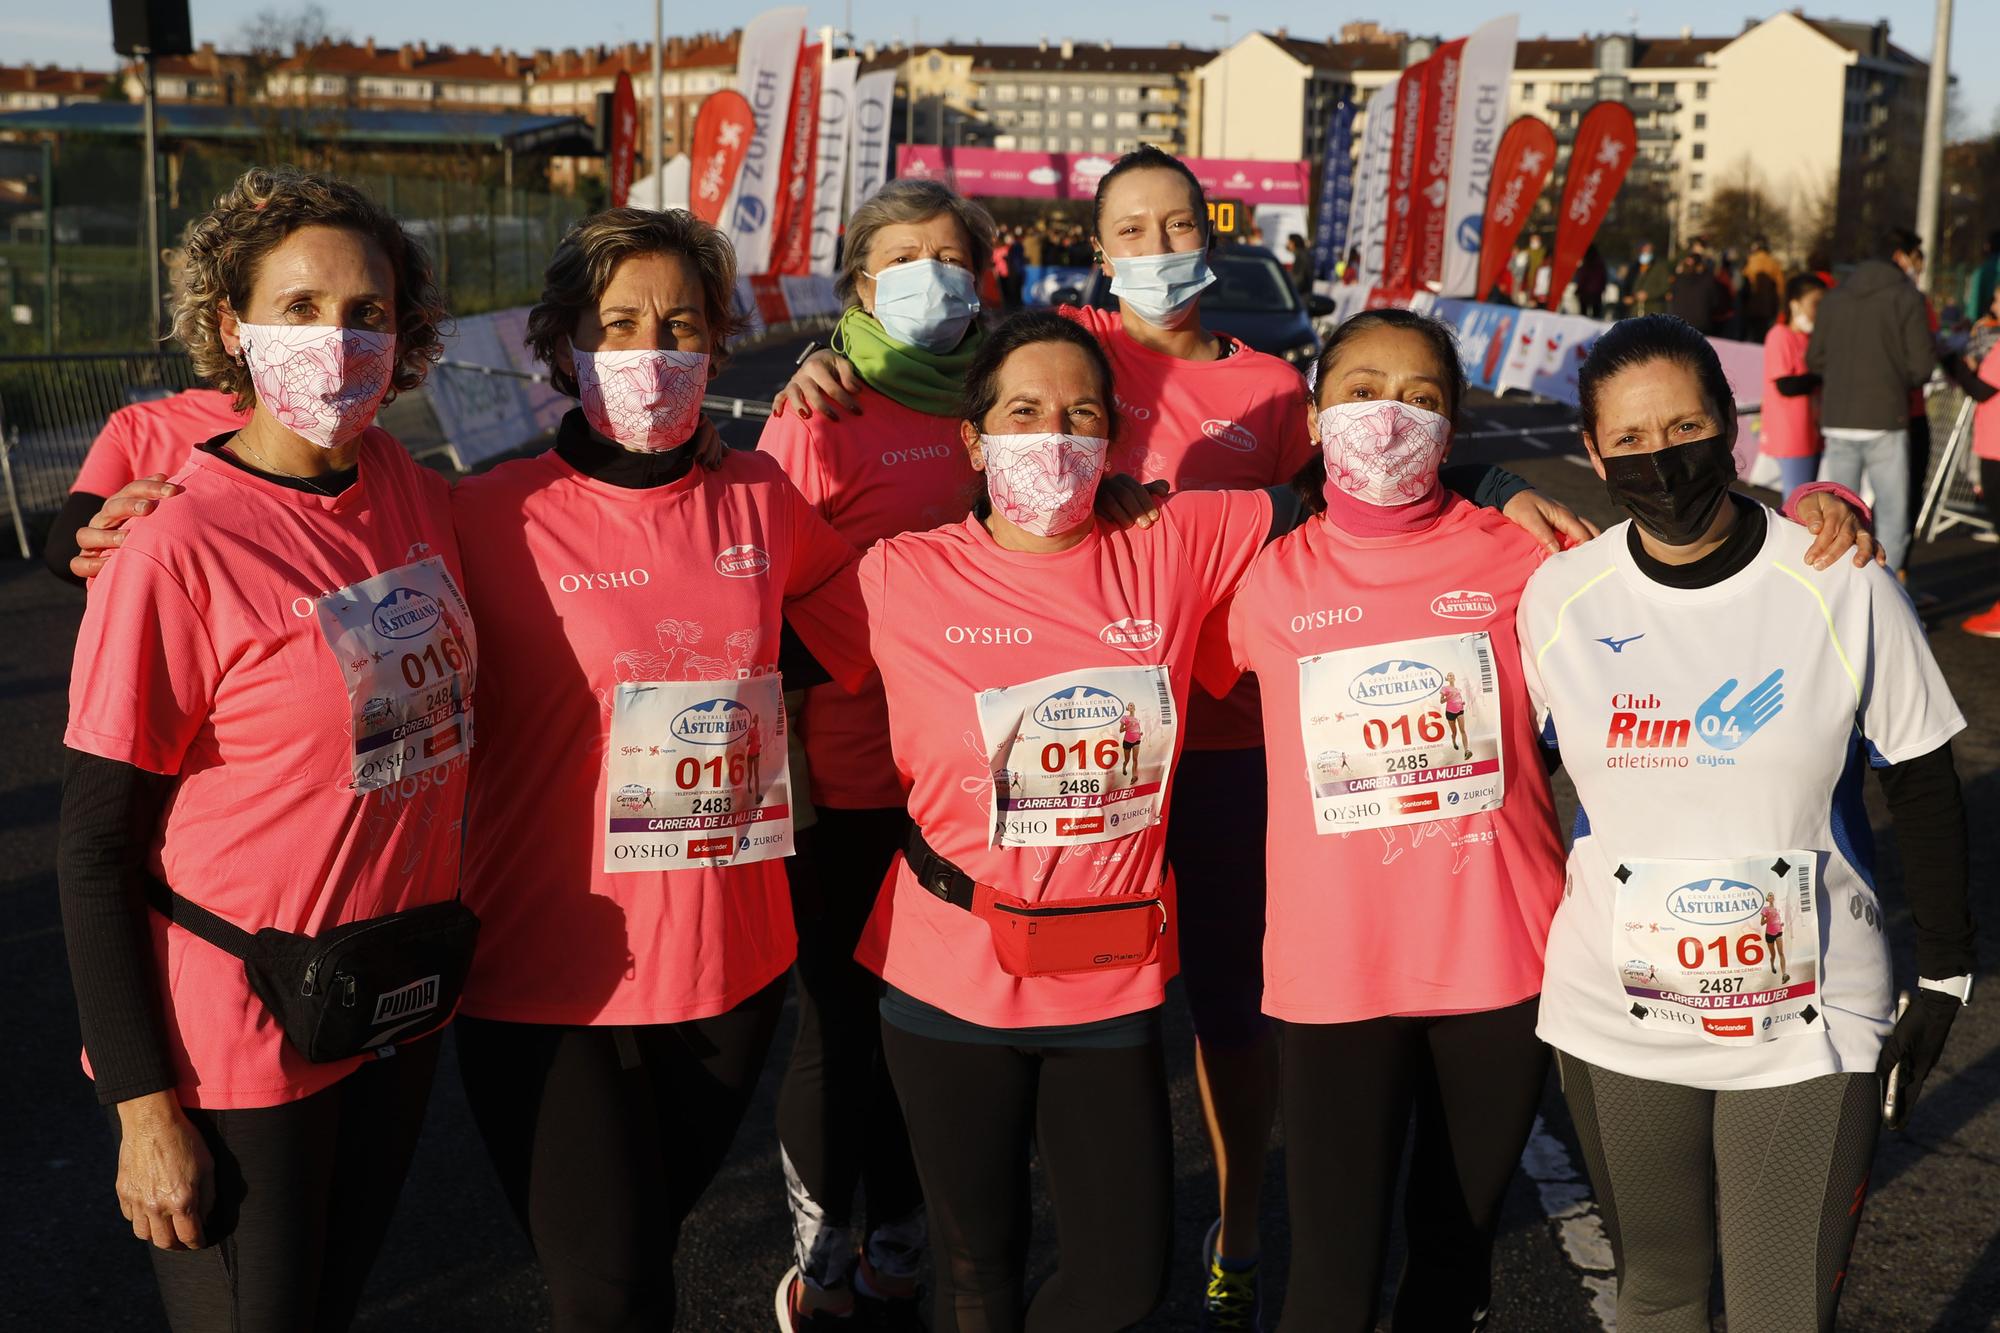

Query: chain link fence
1,140,594,356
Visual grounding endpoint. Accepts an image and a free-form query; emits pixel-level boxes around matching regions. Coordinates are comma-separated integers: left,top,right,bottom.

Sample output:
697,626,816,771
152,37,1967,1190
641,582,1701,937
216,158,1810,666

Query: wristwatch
1919,974,1974,1005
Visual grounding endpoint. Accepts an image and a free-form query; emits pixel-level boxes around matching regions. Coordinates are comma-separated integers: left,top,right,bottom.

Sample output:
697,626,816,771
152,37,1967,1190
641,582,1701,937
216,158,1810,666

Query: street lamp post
1211,14,1231,156
1915,0,1953,288
652,0,665,208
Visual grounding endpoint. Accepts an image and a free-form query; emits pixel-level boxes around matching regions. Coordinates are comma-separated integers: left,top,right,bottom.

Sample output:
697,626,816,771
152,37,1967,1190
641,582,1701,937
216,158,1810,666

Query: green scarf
835,307,984,416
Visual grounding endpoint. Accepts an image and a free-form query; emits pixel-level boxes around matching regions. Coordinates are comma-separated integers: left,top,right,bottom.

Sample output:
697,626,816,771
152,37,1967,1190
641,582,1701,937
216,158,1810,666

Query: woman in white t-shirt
1519,315,1975,1332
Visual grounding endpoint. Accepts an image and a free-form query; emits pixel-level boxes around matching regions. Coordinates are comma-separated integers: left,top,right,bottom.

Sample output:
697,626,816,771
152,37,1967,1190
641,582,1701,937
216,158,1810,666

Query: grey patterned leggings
1557,1053,1880,1333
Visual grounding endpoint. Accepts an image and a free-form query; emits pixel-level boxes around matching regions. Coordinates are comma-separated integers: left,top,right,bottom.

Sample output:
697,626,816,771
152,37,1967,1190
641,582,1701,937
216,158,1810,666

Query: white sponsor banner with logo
1440,15,1518,298
1297,631,1506,833
1346,76,1401,289
604,676,794,872
810,57,859,276
849,69,899,209
720,6,808,277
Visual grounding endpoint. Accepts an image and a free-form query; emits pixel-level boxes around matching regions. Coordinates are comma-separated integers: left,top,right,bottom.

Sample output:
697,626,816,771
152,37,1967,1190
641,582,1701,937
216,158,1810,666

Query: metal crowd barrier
0,352,199,557
1917,393,1994,542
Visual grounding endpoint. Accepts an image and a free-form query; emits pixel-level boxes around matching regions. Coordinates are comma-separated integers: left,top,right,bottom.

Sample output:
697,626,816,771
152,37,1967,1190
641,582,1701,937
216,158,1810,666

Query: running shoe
854,1253,923,1332
1963,602,2000,638
775,1266,853,1331
1200,1218,1263,1332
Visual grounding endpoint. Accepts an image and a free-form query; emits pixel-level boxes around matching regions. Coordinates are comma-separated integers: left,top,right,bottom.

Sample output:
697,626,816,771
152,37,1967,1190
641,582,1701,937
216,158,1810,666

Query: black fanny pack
147,877,478,1063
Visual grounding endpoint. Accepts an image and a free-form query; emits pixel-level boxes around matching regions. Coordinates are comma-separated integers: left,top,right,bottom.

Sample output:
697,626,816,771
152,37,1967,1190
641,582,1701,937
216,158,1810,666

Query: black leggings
1277,998,1549,1333
880,1019,1175,1333
120,1037,441,1332
455,976,787,1332
1558,1054,1878,1333
776,809,925,1290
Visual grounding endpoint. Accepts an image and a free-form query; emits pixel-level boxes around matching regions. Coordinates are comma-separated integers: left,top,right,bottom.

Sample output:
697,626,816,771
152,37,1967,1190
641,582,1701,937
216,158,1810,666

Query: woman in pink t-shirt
855,310,1274,1331
439,209,872,1331
779,150,1604,1323
1759,274,1828,500
1198,309,1570,1331
58,169,469,1329
757,177,993,1323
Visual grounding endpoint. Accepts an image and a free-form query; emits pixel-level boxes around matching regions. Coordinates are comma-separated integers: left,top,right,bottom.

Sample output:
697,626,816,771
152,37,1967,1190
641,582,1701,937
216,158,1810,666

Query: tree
238,5,342,101
1704,163,1792,258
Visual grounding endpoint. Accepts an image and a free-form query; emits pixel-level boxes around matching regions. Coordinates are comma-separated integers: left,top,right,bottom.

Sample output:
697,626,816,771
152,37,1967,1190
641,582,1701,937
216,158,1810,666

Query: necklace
230,432,339,496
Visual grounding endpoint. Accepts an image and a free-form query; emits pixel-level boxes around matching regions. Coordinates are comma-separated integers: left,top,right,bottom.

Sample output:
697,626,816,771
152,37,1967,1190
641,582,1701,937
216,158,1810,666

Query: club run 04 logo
1604,669,1785,769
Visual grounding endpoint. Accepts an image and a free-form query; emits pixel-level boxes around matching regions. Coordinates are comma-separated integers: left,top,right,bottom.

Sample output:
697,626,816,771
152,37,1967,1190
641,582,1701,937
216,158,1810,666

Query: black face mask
1600,435,1736,546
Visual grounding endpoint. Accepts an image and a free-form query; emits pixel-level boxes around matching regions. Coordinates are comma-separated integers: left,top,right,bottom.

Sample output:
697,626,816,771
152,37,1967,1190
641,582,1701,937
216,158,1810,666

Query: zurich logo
670,698,753,746
1456,215,1482,249
371,587,441,640
1347,659,1443,708
1665,878,1765,926
1033,685,1125,730
732,195,768,231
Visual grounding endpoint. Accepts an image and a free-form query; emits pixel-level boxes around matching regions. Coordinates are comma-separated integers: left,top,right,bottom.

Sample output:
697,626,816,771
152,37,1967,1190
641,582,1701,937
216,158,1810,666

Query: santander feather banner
768,41,820,276
1410,39,1465,289
608,71,638,209
1545,101,1638,311
1475,116,1557,302
1379,57,1433,293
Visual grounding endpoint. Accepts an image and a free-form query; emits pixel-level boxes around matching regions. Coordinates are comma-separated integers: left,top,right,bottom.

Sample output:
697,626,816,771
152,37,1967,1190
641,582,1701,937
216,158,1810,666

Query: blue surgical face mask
1109,248,1216,327
867,259,980,351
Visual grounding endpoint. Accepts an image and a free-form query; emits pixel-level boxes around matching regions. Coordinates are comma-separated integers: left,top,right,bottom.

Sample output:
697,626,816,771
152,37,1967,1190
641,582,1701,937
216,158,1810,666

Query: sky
8,0,1995,132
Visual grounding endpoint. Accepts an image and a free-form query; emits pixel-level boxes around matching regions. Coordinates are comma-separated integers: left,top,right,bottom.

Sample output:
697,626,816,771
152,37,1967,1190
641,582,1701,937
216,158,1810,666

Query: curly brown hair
172,167,447,411
524,208,746,397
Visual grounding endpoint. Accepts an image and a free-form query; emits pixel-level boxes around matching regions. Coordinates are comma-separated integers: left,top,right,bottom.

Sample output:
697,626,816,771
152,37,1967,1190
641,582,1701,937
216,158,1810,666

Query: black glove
1875,987,1961,1129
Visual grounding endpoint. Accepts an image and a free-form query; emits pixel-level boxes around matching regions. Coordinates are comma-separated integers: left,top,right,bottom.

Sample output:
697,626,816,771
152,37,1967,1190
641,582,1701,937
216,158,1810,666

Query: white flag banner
721,6,808,275
849,69,899,209
1349,75,1401,290
809,57,859,276
1441,15,1519,297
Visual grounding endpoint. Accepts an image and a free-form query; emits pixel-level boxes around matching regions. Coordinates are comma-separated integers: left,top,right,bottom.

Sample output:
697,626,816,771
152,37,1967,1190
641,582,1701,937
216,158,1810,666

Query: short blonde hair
836,179,995,308
172,167,446,411
525,208,745,396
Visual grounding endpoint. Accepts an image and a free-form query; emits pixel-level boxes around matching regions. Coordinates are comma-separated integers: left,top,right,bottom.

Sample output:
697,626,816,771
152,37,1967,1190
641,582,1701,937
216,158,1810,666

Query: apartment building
1190,11,1930,254
118,45,256,105
526,34,739,164
264,41,531,111
897,40,1208,156
0,67,114,112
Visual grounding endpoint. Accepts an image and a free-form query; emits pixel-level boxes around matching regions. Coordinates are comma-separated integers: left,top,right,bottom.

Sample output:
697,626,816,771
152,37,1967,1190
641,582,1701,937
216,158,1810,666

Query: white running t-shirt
1519,506,1964,1090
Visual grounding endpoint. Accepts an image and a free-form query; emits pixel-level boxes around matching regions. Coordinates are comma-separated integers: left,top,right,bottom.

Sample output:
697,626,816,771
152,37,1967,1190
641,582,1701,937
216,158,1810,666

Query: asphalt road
3,336,1996,1331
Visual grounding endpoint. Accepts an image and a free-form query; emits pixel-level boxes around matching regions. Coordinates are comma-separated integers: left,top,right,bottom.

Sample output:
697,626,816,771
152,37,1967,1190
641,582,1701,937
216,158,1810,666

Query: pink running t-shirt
71,388,250,496
1060,305,1313,751
853,488,1272,1028
450,447,873,1026
759,382,977,808
1759,324,1820,460
65,430,469,1109
1197,496,1565,1024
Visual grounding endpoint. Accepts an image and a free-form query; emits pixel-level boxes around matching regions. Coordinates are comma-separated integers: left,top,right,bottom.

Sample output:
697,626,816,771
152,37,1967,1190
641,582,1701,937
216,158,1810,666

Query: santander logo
1430,589,1498,619
714,544,771,578
1099,617,1162,651
1201,419,1258,453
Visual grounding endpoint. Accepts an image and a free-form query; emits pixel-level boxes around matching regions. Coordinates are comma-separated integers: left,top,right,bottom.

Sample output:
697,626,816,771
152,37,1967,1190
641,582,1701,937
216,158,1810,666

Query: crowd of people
43,144,1980,1333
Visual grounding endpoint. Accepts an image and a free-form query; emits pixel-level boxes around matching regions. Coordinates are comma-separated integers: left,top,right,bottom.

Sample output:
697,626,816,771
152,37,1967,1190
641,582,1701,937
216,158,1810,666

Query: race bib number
975,665,1177,847
315,557,475,793
1613,852,1822,1046
1297,632,1504,832
604,675,793,872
